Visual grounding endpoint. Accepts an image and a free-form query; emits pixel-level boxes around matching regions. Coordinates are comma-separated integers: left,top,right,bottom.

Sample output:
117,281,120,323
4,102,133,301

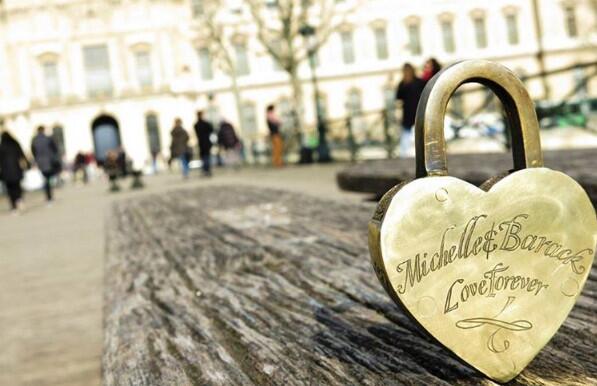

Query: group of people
170,111,242,179
395,58,442,157
0,126,61,213
0,58,440,211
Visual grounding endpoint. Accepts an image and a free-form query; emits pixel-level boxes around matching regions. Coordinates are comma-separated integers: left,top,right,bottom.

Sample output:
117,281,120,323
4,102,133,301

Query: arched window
146,113,162,155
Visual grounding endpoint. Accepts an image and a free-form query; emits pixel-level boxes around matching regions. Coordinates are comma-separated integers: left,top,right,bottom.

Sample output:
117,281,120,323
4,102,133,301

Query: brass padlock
368,60,597,383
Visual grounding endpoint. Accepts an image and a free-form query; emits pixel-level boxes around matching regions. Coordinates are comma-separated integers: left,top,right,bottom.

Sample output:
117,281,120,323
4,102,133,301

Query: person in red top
266,104,284,167
422,57,442,84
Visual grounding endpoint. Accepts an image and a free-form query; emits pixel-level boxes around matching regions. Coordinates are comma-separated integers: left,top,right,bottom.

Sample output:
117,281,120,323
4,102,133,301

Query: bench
337,149,597,203
103,186,596,385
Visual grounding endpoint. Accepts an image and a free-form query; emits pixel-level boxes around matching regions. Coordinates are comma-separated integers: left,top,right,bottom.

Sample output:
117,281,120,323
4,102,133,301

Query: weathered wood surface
103,186,597,385
337,149,597,203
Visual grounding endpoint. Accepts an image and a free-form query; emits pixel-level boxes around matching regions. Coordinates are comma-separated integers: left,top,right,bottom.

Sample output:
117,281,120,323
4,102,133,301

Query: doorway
91,115,121,164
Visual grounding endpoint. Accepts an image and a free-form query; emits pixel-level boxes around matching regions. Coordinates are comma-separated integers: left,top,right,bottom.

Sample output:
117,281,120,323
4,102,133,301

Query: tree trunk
229,73,250,162
288,64,305,149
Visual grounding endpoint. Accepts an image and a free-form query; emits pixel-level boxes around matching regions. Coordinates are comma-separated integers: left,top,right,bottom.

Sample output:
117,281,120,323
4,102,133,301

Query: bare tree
245,0,358,141
191,0,248,141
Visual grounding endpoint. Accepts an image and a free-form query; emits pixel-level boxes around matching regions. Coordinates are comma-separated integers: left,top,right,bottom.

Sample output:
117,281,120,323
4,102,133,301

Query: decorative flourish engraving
456,297,532,353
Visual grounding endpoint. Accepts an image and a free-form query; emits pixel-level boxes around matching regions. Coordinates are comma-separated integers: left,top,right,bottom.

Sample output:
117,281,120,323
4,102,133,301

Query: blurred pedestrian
104,150,121,191
73,151,89,184
396,63,425,157
217,119,241,168
31,125,60,203
170,118,190,178
116,146,128,177
0,131,29,213
421,58,442,84
266,104,284,167
194,111,214,177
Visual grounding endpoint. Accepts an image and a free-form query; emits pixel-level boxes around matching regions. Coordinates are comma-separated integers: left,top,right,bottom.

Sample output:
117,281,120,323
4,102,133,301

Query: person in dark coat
193,111,213,176
0,131,29,212
170,118,190,178
217,120,241,168
31,125,60,202
396,63,425,157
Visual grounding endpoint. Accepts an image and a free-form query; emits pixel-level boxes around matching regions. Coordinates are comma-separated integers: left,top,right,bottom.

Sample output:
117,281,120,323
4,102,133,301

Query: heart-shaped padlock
368,60,597,383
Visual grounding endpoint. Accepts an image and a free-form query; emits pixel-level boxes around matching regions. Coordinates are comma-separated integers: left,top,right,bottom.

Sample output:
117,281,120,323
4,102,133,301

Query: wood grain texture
337,149,597,205
103,186,596,385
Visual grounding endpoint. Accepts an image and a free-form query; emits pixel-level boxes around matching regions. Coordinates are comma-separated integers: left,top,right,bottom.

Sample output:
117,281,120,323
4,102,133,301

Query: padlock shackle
415,60,543,178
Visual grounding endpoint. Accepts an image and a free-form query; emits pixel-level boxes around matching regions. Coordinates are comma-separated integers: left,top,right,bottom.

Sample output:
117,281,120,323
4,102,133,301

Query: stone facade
0,0,595,167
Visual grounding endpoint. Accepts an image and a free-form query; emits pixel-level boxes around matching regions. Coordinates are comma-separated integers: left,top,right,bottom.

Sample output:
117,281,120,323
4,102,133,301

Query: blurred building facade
0,0,595,166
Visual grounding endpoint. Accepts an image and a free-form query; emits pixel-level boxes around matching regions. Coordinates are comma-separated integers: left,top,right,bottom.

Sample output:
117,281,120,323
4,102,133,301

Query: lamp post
299,23,332,162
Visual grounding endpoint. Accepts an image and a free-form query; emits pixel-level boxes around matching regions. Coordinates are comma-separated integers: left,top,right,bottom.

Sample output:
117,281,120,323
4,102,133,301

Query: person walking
170,118,190,178
421,58,442,84
266,104,284,167
73,151,89,184
217,119,241,168
193,111,214,177
31,125,60,203
0,131,29,213
395,63,425,157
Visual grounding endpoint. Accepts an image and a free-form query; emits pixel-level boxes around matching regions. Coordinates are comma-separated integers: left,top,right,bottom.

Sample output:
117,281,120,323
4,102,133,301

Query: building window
241,101,257,134
278,98,295,132
340,30,355,64
191,0,203,17
441,19,456,53
83,44,112,97
473,16,488,49
347,89,365,135
505,13,519,45
146,113,162,154
134,51,153,89
42,61,61,99
383,86,397,125
234,42,250,76
198,48,213,80
373,26,389,60
564,6,578,37
347,89,362,116
407,23,422,55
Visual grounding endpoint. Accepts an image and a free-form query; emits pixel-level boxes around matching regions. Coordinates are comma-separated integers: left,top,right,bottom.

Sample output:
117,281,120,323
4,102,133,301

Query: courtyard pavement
0,164,366,386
